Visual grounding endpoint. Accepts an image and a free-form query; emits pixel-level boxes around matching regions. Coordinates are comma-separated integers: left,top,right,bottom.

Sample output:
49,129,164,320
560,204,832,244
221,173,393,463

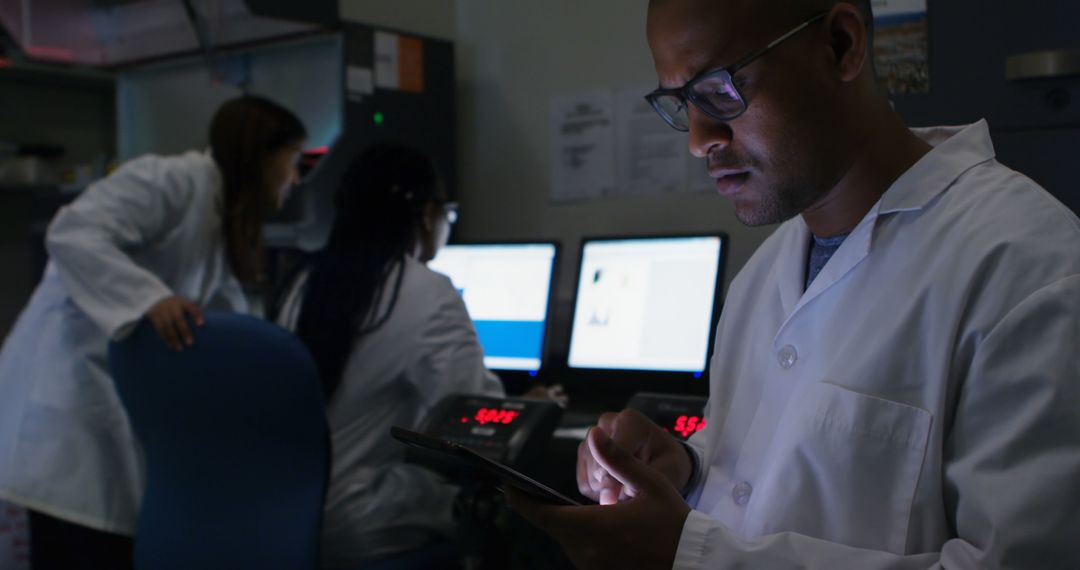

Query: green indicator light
373,112,385,125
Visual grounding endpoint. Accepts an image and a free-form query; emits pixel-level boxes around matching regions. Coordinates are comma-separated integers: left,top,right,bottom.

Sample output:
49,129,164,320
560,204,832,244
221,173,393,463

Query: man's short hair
648,0,875,56
651,0,872,32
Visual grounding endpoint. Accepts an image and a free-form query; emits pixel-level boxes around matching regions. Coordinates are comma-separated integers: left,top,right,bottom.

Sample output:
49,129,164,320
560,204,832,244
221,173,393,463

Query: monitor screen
428,243,557,372
567,236,724,373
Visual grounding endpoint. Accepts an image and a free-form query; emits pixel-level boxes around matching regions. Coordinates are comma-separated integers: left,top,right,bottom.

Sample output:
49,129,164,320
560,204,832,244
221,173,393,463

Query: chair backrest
109,312,329,570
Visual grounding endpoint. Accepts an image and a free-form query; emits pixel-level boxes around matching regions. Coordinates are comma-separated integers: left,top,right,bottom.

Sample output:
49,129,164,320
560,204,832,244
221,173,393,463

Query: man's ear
826,2,870,83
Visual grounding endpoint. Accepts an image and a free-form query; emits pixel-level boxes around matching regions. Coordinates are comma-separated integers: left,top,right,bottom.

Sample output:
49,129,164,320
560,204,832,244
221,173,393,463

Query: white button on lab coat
0,151,247,534
675,121,1080,568
277,256,504,568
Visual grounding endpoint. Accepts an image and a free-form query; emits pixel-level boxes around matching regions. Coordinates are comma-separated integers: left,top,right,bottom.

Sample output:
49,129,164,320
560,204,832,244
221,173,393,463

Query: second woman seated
276,144,504,569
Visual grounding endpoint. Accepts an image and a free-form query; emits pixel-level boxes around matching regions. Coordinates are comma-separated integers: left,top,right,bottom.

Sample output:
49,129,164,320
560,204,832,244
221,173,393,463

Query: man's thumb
588,427,662,496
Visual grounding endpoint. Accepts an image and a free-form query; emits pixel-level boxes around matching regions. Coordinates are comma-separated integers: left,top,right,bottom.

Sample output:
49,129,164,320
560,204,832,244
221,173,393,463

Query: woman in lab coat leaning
276,144,504,569
0,96,306,569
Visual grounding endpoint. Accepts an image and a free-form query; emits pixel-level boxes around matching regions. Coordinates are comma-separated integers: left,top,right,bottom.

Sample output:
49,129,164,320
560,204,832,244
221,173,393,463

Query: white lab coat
277,256,504,568
675,121,1080,569
0,150,247,534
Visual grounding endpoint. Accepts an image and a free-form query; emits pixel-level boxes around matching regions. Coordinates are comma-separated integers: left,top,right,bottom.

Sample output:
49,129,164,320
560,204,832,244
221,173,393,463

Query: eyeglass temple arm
728,11,830,73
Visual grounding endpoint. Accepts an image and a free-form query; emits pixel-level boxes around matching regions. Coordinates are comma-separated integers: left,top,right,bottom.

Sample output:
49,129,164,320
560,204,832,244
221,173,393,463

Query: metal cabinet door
892,0,1080,130
889,0,1080,213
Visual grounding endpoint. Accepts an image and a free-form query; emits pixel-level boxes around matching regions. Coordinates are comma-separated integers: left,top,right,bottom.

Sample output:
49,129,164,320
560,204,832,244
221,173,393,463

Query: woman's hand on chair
146,296,204,351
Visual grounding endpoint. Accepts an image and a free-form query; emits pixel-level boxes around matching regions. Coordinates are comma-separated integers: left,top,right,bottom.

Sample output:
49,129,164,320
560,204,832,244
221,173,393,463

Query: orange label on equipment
398,36,425,93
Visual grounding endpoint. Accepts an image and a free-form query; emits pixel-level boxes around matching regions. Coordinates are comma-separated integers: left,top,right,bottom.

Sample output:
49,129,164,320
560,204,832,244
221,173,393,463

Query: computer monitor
567,235,726,374
428,242,558,373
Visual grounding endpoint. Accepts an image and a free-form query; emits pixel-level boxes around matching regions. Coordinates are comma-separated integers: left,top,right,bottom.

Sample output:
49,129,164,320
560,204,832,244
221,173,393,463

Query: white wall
452,0,775,306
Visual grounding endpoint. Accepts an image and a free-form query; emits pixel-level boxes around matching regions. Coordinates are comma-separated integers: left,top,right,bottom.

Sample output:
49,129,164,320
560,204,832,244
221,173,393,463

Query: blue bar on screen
473,320,545,360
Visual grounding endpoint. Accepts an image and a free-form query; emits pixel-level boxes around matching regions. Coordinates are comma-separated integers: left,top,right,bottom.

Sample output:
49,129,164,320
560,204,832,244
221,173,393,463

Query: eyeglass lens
655,74,746,129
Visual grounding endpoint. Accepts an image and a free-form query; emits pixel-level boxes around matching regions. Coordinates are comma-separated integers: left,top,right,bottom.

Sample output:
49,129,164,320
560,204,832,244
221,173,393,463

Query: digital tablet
390,425,586,506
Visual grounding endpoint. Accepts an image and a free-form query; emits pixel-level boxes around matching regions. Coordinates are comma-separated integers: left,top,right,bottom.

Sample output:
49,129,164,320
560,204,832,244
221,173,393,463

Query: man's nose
687,105,733,159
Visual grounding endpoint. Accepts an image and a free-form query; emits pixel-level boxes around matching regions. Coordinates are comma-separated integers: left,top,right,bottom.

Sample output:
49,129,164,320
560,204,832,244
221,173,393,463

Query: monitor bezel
558,232,728,406
433,239,562,381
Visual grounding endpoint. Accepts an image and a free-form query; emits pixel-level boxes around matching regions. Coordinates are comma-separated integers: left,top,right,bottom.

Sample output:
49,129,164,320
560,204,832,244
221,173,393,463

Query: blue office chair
109,312,329,570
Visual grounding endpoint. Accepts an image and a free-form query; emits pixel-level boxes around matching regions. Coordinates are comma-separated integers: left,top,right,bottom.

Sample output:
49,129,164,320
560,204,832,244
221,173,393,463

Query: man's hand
578,409,694,504
146,296,204,351
508,426,692,570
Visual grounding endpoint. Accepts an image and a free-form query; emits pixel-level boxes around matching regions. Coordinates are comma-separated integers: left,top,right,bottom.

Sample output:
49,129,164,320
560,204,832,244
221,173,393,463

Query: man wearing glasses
510,0,1080,568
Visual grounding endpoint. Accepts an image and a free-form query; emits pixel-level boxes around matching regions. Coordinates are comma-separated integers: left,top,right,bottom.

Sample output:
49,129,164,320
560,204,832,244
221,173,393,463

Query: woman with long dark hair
276,143,504,568
0,95,306,569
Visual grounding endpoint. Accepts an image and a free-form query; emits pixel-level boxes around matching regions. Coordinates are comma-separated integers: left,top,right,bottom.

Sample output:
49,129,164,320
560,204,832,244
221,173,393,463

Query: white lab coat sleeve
674,274,1080,570
408,278,505,406
682,395,710,504
681,434,707,504
45,156,187,339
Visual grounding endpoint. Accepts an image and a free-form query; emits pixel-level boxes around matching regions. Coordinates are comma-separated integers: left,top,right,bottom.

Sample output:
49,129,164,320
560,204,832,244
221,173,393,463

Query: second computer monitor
567,235,725,374
428,242,558,373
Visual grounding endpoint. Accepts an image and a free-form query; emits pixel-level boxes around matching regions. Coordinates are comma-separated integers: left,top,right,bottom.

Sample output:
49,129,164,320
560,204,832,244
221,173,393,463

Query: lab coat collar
204,148,224,218
879,120,996,215
775,120,995,333
775,207,877,329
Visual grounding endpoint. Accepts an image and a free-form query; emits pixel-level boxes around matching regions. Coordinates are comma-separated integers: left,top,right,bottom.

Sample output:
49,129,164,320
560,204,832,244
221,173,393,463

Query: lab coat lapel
776,219,811,319
799,207,877,304
770,120,996,341
774,204,879,342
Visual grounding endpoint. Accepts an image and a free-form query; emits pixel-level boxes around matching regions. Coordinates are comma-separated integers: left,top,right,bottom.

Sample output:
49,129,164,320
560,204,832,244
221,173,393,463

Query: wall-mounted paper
374,31,400,90
550,90,617,203
346,65,374,100
614,87,689,197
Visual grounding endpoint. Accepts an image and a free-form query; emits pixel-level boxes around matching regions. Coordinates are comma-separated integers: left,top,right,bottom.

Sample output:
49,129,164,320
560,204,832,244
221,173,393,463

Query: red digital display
458,408,520,426
673,415,706,438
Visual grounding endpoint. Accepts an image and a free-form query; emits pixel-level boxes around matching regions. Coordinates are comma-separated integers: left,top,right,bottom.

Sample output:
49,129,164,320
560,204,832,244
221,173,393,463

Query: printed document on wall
374,31,400,90
550,90,616,202
613,87,688,197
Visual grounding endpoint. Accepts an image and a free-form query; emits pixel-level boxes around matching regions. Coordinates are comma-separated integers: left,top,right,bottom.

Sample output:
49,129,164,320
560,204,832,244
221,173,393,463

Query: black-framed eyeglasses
645,11,829,131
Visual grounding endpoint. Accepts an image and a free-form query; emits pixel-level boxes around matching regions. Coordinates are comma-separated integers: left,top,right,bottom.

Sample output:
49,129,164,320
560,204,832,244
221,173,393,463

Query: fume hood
0,0,329,68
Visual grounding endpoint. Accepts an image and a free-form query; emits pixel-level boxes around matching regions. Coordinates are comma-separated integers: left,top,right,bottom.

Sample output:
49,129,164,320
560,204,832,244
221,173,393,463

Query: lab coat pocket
27,287,117,420
743,381,932,554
